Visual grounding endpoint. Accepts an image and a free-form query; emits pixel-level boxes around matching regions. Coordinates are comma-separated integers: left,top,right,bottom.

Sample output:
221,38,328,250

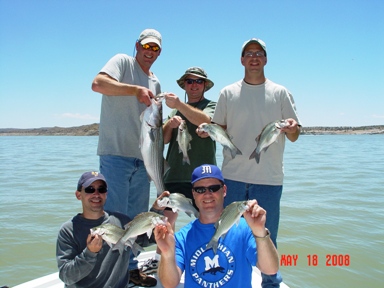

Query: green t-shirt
164,98,217,183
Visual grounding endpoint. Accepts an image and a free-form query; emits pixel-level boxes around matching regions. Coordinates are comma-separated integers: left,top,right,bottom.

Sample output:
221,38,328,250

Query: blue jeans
100,155,150,269
224,179,283,287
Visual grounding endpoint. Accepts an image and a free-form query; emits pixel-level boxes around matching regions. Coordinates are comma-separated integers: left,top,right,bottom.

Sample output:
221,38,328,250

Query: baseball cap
138,29,162,48
77,171,107,191
241,38,267,56
191,164,224,184
176,67,214,92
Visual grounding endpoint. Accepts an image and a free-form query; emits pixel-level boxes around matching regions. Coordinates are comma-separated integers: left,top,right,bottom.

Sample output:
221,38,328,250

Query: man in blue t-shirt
154,164,279,287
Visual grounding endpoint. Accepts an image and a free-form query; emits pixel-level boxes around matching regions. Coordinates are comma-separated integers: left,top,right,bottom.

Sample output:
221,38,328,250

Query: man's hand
86,234,103,253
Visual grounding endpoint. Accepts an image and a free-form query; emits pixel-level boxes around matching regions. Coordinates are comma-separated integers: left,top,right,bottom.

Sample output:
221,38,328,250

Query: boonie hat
176,67,214,92
77,171,107,191
138,28,162,48
191,164,224,184
241,38,267,56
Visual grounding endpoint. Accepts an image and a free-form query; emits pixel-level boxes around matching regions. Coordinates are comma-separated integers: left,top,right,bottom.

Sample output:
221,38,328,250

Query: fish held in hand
177,120,192,165
205,201,249,254
249,119,288,164
140,93,169,196
112,212,167,255
157,193,199,218
198,123,242,159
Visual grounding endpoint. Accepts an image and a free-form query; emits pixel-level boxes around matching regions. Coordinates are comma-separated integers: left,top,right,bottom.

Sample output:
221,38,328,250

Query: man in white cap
91,28,163,286
200,38,302,287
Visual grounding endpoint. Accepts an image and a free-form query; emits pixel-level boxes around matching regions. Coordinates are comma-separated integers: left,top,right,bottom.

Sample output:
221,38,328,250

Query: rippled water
0,135,383,287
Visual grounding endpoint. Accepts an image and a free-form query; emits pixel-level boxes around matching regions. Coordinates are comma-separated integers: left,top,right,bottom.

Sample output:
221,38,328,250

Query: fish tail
205,239,218,254
182,155,191,165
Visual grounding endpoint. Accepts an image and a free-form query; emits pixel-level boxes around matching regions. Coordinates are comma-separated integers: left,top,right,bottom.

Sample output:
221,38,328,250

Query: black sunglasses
192,184,223,194
185,78,205,85
84,186,108,194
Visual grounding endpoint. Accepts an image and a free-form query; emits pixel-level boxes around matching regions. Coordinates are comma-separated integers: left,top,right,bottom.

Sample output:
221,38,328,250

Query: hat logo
201,165,212,174
91,171,99,176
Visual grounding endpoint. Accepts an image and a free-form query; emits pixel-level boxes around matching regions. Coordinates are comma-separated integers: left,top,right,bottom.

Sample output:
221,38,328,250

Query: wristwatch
254,228,270,239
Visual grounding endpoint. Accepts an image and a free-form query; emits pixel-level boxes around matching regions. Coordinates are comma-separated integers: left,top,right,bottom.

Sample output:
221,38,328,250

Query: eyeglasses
192,184,223,194
185,78,205,85
141,43,160,52
84,186,108,194
243,51,265,58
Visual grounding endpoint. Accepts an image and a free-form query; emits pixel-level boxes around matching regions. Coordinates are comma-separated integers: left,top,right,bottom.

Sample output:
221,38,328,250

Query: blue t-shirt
175,218,257,287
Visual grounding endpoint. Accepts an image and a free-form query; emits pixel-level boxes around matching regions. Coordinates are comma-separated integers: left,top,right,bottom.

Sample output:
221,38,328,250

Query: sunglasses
185,78,205,85
192,184,223,194
141,43,160,52
84,186,108,194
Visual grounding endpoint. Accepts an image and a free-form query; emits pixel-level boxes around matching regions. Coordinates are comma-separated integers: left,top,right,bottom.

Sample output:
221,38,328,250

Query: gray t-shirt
97,54,161,160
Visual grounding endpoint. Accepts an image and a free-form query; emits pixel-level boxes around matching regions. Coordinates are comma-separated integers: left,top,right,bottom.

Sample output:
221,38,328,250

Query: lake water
0,135,383,287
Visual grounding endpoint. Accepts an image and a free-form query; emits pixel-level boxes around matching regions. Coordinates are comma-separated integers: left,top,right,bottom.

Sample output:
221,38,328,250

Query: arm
91,73,154,106
165,93,211,126
163,116,182,144
243,200,279,275
281,118,301,142
56,230,101,285
154,222,182,287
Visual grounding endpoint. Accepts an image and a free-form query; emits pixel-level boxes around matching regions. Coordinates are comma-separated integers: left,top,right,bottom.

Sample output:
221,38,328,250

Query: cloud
54,113,99,120
372,114,384,119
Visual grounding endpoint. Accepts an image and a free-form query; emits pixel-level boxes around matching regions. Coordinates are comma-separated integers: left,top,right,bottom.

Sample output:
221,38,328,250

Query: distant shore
0,123,383,136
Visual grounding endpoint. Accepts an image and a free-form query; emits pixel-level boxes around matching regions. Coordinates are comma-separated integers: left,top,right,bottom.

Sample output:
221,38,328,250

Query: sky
0,0,383,128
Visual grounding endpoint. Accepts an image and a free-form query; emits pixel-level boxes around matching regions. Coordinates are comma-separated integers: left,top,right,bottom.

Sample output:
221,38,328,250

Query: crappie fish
140,93,169,196
90,223,143,256
205,201,249,254
198,123,242,159
177,120,192,165
90,223,125,247
112,212,167,255
249,119,288,164
157,193,199,218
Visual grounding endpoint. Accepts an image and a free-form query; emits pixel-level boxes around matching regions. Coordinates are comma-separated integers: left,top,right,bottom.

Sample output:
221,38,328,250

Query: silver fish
112,212,167,255
177,120,192,165
249,119,288,164
157,193,199,218
205,201,249,254
198,123,242,159
91,223,125,246
90,223,143,256
140,93,169,196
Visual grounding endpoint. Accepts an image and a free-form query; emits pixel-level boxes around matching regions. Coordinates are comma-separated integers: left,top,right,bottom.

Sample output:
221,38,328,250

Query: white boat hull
13,251,289,288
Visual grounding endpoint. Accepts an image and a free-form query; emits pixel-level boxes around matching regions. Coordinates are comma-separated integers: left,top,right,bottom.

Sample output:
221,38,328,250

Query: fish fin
182,155,191,165
205,239,218,254
112,240,125,255
249,148,256,159
163,160,170,175
185,211,193,218
130,242,144,257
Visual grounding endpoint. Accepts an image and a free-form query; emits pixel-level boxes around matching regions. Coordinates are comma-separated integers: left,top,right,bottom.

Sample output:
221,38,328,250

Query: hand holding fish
151,191,171,211
87,233,103,253
196,122,210,138
280,118,300,142
164,93,182,109
167,115,183,129
135,86,155,106
243,200,268,237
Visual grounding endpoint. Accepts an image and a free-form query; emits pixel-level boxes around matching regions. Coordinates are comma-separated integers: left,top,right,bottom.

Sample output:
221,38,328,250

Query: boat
12,250,289,288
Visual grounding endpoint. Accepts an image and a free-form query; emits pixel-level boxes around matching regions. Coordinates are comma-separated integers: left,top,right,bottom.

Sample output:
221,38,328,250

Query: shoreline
0,123,383,136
